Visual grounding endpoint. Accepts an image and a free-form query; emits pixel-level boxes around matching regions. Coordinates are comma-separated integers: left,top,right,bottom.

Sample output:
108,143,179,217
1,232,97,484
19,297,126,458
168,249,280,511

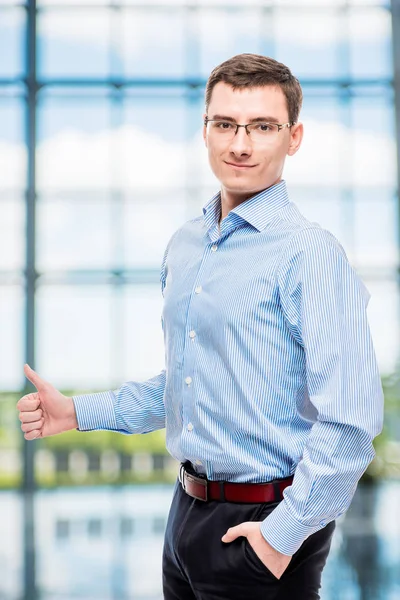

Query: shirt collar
202,180,290,233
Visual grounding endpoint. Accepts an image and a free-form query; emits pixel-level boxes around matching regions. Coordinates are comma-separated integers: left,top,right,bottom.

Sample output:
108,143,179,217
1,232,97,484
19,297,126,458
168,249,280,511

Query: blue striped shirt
73,179,384,555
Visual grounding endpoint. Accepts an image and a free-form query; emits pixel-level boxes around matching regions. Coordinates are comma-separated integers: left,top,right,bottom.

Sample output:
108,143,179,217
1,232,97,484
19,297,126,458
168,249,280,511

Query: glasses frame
204,117,295,138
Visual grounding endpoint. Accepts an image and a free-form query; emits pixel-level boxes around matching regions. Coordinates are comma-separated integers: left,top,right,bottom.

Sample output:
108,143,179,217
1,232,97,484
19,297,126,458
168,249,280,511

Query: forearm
73,370,167,435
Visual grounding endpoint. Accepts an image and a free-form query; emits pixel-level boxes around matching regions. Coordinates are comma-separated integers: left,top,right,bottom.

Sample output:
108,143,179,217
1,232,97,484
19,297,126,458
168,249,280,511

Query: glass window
123,285,164,381
120,517,134,538
0,8,24,77
353,189,398,269
123,88,188,143
199,9,263,78
118,9,186,78
122,194,187,269
87,518,102,538
274,8,340,79
36,285,114,389
36,194,113,271
363,279,400,376
349,7,392,78
351,93,395,137
152,515,166,534
290,186,346,246
0,286,24,391
0,491,22,599
0,198,25,271
285,93,343,188
349,108,396,189
55,519,70,540
37,92,111,193
37,10,111,78
38,89,111,140
0,97,25,194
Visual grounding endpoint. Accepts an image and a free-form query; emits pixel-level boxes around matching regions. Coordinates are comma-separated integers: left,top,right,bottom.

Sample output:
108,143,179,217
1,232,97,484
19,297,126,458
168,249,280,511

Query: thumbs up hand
17,364,78,440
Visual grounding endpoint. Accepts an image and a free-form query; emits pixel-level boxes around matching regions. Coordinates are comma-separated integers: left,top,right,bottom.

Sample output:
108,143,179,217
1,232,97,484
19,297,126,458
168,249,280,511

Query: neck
219,178,282,222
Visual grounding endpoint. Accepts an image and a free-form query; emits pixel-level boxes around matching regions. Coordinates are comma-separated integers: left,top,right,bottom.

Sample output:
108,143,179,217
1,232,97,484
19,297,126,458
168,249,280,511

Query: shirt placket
180,227,222,468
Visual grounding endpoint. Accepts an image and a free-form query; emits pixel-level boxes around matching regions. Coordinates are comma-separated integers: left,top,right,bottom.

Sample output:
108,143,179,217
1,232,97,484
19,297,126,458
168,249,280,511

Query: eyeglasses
204,117,294,143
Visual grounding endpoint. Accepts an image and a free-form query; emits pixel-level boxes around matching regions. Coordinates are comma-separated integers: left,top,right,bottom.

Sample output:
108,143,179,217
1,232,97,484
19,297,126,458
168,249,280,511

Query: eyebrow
210,114,281,124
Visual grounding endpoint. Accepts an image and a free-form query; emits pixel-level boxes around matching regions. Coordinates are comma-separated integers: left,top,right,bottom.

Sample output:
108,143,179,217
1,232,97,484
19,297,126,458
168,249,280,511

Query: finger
24,429,42,441
19,408,43,424
21,419,44,434
24,364,48,391
221,523,247,543
17,393,40,412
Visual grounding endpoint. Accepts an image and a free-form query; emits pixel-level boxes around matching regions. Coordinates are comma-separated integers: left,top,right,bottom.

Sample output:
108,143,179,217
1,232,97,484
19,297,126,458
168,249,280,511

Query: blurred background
0,0,400,598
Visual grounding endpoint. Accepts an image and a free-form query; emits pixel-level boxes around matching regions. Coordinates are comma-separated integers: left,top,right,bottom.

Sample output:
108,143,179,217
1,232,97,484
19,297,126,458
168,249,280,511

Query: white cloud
0,119,396,191
285,119,396,187
0,120,396,192
36,126,187,190
33,120,395,189
0,141,26,190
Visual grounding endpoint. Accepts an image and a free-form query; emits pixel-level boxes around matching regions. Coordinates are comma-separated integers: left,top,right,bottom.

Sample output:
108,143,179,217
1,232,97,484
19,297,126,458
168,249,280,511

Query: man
17,54,384,600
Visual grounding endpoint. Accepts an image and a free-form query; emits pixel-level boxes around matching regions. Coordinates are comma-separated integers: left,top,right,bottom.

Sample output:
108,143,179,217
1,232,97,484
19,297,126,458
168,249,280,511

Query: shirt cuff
260,500,324,556
73,391,118,431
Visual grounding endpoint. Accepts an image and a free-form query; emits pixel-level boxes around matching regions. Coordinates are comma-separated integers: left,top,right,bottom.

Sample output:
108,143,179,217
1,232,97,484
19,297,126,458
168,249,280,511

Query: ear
203,113,208,148
287,122,303,157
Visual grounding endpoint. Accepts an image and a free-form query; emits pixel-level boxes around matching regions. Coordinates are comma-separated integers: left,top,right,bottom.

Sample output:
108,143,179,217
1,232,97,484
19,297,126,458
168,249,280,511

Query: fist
17,364,78,440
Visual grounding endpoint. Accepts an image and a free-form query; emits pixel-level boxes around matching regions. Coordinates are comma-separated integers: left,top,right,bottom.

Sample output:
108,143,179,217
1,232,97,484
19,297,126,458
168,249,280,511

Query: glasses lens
248,123,279,142
207,121,236,139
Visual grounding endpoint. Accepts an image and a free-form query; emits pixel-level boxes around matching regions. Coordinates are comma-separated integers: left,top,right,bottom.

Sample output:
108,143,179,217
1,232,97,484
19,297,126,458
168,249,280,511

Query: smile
224,162,256,170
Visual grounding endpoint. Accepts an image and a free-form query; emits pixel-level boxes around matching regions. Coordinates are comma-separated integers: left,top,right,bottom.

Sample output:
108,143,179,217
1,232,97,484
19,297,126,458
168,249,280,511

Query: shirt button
195,459,202,466
185,376,192,385
189,330,196,339
187,423,193,431
195,286,202,294
211,244,218,252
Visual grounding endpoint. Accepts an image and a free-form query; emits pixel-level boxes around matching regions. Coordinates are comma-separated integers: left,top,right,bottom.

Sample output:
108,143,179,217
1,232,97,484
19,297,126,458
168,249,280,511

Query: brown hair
205,53,303,124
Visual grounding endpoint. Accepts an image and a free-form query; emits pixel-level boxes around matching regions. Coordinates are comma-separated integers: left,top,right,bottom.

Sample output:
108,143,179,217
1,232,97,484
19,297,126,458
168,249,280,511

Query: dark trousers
163,480,335,600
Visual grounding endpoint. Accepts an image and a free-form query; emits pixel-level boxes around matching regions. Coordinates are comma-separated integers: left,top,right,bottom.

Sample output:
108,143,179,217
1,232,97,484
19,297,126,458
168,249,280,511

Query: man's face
203,82,303,203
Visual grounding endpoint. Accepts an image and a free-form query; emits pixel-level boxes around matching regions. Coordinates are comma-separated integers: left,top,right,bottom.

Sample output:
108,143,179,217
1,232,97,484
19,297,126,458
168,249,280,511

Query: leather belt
179,463,293,503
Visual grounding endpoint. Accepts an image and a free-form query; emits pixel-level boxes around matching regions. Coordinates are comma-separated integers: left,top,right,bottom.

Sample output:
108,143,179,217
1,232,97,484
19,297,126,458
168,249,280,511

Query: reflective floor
0,480,399,599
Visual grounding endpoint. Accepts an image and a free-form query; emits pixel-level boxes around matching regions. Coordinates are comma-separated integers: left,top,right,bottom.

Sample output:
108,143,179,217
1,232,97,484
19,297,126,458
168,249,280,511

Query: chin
223,180,261,194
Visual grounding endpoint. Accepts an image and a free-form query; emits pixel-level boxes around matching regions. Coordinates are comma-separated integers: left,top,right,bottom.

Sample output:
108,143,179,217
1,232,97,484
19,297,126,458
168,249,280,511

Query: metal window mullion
23,1,38,599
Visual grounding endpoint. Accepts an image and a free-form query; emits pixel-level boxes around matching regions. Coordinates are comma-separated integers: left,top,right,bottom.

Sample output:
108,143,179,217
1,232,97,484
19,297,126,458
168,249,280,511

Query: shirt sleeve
72,236,176,435
73,370,167,434
260,227,384,556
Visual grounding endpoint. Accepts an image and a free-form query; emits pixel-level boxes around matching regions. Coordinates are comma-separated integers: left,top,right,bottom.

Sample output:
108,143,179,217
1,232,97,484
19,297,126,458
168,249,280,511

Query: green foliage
35,469,176,488
366,371,400,478
39,427,167,454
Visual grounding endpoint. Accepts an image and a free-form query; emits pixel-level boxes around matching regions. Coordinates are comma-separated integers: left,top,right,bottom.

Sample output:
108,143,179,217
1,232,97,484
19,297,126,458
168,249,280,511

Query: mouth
224,161,257,170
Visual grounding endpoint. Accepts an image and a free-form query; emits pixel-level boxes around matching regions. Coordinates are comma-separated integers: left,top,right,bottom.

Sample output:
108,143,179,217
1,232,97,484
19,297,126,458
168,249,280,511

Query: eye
257,123,274,132
215,121,235,130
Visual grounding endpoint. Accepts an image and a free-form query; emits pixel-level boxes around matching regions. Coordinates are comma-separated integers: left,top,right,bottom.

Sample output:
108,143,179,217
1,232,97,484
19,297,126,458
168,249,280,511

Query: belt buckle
185,471,208,502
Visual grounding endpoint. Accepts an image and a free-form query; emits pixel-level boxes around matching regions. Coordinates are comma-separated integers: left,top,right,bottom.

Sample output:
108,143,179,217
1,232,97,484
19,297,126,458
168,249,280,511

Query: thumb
24,364,48,391
222,524,245,544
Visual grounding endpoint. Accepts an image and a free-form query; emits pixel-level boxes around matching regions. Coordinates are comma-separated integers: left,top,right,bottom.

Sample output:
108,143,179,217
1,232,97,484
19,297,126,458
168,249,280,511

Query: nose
228,126,252,157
